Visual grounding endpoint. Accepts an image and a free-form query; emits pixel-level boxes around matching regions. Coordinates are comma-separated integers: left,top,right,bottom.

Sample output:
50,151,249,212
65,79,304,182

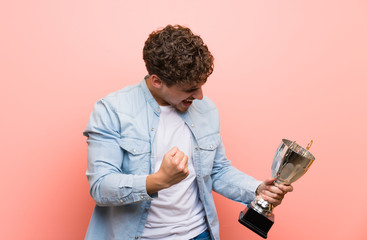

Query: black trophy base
238,207,274,239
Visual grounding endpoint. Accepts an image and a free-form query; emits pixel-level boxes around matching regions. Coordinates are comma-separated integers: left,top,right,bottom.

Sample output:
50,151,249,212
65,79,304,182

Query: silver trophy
239,139,315,239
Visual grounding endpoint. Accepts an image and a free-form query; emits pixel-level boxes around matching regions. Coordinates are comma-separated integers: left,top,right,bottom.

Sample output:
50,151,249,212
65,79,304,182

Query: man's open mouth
183,99,193,104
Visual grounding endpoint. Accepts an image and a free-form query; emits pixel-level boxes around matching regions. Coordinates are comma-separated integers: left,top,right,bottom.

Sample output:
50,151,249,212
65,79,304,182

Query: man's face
156,81,205,112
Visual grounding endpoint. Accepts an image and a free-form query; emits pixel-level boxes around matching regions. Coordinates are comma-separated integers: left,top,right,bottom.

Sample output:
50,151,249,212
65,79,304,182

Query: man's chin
170,100,193,113
174,104,190,113
175,107,189,113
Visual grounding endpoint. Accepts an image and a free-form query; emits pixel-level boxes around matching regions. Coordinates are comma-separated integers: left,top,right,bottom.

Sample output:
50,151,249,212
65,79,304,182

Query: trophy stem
251,198,274,216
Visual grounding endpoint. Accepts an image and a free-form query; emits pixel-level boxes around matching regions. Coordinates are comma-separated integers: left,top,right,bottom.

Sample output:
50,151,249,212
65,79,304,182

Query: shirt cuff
132,175,157,201
247,179,263,203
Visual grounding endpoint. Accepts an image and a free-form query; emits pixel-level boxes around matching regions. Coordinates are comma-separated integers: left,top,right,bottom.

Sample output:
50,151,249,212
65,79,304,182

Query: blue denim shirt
83,79,261,240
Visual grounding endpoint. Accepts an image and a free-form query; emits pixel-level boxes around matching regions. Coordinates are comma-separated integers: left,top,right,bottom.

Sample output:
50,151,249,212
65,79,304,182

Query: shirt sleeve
211,139,262,206
83,99,153,206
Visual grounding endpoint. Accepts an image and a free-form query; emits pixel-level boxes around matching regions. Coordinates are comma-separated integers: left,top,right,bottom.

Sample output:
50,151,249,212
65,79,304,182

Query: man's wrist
255,182,264,196
146,172,169,195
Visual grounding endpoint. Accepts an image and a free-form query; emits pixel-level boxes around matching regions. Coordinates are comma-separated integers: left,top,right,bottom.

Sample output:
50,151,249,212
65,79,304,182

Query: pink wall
1,1,366,239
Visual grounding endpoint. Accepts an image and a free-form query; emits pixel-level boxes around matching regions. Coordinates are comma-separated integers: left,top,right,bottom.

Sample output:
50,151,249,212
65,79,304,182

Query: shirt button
210,145,213,149
145,208,149,212
133,149,136,153
191,123,195,128
141,196,144,199
157,108,160,112
151,128,154,131
195,147,199,151
135,237,139,239
120,199,123,203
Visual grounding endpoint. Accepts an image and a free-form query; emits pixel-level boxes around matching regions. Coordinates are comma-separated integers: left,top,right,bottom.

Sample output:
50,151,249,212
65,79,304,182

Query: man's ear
150,75,163,89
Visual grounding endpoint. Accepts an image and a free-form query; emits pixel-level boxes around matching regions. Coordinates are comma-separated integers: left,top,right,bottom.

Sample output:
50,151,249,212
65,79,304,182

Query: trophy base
238,207,274,239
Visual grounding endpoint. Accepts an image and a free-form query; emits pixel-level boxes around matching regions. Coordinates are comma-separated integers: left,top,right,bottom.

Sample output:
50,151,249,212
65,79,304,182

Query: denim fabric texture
190,229,212,240
83,79,262,240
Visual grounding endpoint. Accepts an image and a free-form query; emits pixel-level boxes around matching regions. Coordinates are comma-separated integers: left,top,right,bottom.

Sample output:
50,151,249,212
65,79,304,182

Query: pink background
1,1,367,239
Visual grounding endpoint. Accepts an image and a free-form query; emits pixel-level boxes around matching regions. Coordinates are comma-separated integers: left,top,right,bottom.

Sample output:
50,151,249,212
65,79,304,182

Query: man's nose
192,87,203,100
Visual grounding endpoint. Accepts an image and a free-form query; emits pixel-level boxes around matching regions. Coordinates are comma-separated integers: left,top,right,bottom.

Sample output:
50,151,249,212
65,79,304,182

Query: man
83,25,293,240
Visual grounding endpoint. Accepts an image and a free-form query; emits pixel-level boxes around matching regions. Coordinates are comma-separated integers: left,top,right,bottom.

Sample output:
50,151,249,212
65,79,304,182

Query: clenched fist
256,177,294,207
146,147,189,195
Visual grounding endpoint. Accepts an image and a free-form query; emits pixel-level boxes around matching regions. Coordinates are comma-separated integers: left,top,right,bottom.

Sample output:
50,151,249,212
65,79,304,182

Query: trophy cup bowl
238,139,315,238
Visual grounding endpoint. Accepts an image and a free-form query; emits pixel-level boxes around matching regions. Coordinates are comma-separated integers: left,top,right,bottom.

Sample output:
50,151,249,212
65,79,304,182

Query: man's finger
278,184,293,193
178,155,188,170
266,185,284,195
167,146,179,158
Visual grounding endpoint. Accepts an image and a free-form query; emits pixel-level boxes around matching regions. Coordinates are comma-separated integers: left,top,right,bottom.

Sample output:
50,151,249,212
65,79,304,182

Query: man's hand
256,177,293,207
157,146,189,187
146,147,189,195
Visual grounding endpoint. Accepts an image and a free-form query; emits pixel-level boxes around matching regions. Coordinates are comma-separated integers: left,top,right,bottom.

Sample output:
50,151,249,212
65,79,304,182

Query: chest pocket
198,134,221,176
118,137,151,174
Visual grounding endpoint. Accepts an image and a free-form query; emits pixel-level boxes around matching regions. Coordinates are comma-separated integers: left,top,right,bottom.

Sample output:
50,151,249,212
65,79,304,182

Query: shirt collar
139,77,161,116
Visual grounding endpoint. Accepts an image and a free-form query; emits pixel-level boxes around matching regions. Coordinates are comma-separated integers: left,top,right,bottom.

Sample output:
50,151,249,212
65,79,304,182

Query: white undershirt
141,105,206,240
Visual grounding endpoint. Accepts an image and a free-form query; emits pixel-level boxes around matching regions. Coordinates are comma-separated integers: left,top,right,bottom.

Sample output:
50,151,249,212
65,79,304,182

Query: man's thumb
265,177,276,185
